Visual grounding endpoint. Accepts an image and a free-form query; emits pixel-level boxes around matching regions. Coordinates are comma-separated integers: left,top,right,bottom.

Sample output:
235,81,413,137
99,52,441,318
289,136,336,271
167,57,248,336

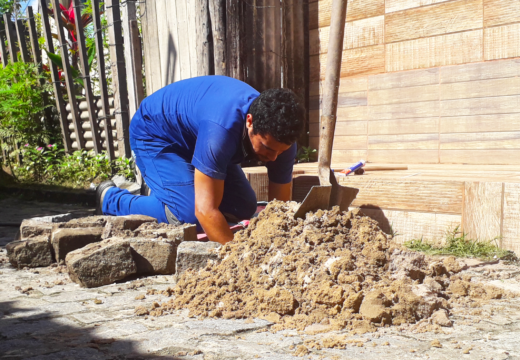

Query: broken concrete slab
175,241,221,276
51,227,104,262
66,238,137,288
6,235,54,269
128,237,178,275
101,215,157,239
134,223,197,242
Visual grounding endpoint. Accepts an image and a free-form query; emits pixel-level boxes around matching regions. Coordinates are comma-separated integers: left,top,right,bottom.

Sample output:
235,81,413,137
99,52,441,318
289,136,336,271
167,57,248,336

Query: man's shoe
96,180,116,215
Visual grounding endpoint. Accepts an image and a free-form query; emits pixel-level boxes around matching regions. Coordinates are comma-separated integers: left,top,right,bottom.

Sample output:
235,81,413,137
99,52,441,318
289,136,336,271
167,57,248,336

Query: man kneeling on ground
96,75,305,244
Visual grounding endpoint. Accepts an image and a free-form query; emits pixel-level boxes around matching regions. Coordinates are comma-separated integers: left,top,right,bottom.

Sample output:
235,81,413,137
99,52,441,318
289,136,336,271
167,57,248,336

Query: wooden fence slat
256,1,266,90
0,19,8,66
3,14,18,63
244,0,256,87
267,0,281,90
106,0,131,158
92,0,114,160
209,0,226,75
139,0,161,95
50,0,85,150
15,18,30,63
27,6,53,130
130,19,145,108
122,0,138,118
39,0,72,152
26,7,41,65
226,0,245,80
283,0,306,104
73,0,102,154
175,0,191,79
194,0,211,76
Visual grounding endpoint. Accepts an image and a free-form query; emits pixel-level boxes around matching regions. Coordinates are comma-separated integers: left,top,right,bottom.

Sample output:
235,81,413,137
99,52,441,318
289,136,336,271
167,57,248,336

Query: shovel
294,0,359,219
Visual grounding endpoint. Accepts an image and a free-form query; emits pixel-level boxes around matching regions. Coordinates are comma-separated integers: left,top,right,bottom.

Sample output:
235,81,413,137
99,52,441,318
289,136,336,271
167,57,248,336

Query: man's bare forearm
196,208,234,245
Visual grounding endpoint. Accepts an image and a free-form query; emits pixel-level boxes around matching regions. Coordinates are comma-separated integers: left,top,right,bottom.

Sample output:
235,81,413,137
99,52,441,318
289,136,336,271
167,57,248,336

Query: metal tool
294,0,359,219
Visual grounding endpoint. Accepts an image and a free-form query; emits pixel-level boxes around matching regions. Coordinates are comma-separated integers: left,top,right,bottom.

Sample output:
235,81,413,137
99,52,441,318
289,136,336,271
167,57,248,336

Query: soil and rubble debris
151,200,516,334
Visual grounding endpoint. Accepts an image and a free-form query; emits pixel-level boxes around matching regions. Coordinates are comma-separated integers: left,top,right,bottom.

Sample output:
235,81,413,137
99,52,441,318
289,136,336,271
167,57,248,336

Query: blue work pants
102,135,257,229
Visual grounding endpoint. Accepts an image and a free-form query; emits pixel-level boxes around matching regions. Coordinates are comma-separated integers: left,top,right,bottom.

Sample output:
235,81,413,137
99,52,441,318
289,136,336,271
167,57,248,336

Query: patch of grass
404,226,514,261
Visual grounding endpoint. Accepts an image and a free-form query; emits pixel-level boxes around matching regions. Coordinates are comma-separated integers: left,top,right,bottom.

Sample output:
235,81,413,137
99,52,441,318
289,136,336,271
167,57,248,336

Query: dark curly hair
248,88,305,145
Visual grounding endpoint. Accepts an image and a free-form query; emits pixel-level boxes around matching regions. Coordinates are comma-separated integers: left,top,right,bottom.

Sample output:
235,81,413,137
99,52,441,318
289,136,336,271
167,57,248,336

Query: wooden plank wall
140,0,212,94
334,175,520,254
309,0,520,165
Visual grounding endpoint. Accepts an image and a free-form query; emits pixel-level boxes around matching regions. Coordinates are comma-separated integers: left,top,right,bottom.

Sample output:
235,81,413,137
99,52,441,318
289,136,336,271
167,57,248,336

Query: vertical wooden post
106,0,131,158
225,0,245,80
122,0,145,117
130,19,144,106
40,0,72,152
73,0,102,153
122,0,137,119
209,0,226,75
27,6,53,130
92,0,115,160
283,0,308,145
15,18,30,63
26,7,41,65
195,0,212,76
50,0,85,150
3,14,18,63
0,19,9,67
139,0,161,96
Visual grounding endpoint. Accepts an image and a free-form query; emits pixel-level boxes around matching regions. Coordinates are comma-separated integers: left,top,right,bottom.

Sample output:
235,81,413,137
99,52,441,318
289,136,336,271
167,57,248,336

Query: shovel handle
319,0,348,185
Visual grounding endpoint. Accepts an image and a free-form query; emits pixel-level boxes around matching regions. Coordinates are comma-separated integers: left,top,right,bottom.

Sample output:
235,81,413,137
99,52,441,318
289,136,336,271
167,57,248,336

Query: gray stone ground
1,197,520,359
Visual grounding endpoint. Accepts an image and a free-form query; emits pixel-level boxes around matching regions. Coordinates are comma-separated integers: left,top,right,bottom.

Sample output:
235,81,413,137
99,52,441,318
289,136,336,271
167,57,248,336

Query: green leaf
43,50,84,87
87,44,96,72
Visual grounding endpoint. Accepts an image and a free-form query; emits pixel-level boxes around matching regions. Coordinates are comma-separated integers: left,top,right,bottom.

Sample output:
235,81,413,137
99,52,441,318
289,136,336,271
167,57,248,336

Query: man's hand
268,181,292,202
194,169,234,245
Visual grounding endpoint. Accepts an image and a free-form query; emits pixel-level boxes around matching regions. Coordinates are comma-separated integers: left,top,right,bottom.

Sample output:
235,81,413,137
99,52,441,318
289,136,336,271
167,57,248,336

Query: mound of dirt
158,201,511,332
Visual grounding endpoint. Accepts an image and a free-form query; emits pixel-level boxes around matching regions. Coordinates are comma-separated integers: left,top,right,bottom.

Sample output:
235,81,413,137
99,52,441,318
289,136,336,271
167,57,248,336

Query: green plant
0,0,20,15
0,62,54,143
114,156,135,181
404,226,512,261
58,150,112,185
14,143,63,182
13,145,135,188
0,61,60,171
296,146,317,163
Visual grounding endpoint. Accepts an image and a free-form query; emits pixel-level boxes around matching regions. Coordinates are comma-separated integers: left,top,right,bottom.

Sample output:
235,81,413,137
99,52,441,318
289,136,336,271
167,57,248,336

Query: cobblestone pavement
0,197,93,247
1,199,520,359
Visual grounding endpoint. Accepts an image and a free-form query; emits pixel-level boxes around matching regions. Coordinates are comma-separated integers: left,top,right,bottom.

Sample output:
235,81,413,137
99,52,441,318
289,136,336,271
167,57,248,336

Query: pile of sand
157,201,511,332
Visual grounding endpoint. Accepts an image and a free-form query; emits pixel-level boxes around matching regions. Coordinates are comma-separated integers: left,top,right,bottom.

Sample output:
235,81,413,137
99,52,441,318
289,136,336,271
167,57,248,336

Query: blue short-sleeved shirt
130,76,296,184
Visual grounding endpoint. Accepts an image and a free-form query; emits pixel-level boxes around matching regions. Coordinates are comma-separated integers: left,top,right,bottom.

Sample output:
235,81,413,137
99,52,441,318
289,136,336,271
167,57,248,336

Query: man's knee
242,189,258,219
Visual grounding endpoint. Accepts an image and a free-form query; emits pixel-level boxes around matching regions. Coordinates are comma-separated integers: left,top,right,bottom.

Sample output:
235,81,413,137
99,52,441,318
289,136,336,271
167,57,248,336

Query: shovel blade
294,185,332,219
330,171,360,212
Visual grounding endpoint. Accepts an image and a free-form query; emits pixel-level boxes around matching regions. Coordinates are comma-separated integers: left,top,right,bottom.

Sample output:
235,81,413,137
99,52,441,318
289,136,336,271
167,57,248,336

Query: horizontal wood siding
310,0,520,166
484,0,520,27
385,0,483,44
339,177,464,213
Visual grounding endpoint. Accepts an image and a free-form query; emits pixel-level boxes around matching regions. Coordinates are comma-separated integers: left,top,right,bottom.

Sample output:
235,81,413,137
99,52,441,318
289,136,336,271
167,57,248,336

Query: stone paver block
66,238,136,288
128,237,178,275
51,227,104,262
20,220,54,239
6,236,54,269
54,216,108,230
102,215,157,239
176,241,221,276
136,223,197,242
